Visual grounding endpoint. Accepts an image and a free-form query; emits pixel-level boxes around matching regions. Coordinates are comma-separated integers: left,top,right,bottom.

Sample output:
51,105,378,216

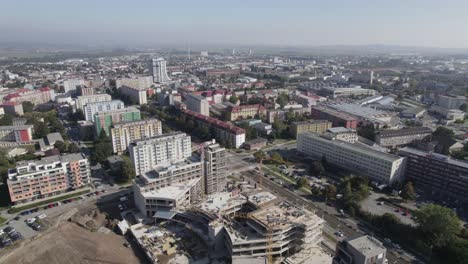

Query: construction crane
233,211,274,264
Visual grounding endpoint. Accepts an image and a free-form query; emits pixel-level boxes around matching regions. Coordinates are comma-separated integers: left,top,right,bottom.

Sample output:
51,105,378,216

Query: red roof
182,109,246,135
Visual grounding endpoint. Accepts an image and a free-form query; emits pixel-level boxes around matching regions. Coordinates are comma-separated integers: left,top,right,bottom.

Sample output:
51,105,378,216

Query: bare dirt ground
1,221,141,264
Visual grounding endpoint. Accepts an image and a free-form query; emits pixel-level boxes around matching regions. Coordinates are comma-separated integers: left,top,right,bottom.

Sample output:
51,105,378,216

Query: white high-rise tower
152,58,171,83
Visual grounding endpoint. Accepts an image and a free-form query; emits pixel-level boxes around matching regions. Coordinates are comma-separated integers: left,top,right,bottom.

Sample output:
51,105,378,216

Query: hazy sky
2,0,468,48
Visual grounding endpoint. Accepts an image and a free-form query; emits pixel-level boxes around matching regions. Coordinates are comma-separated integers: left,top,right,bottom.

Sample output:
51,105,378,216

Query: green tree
54,141,66,152
33,121,49,138
432,127,455,155
310,161,324,176
401,182,416,201
414,204,461,248
270,151,284,164
253,151,266,163
22,101,34,113
297,177,309,189
0,113,13,126
68,142,80,153
324,184,337,201
119,156,135,183
276,93,289,108
229,94,239,104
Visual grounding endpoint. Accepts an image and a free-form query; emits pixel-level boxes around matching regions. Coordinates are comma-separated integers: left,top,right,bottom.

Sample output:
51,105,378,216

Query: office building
298,133,405,184
152,58,171,83
290,120,332,138
185,93,210,116
182,109,246,148
83,100,125,121
333,235,387,264
110,118,162,154
0,125,33,143
75,94,112,109
375,127,432,147
321,86,376,99
94,107,141,136
119,85,148,105
129,132,192,175
399,147,468,206
204,142,227,195
227,104,267,121
311,106,359,129
7,153,91,204
63,79,85,93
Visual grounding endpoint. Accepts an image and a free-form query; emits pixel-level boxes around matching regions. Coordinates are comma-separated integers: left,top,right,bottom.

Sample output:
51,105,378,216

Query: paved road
241,169,415,264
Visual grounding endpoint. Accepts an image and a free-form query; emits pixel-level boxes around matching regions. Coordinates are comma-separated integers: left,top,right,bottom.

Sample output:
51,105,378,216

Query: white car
36,214,47,220
25,218,36,224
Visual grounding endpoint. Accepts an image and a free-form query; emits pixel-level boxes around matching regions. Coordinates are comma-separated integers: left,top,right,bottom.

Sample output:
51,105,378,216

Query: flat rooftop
301,133,403,163
399,147,468,169
196,192,247,217
246,191,278,207
346,235,386,257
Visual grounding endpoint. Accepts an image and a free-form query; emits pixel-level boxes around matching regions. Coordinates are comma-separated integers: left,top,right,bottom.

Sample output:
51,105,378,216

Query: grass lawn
264,165,296,184
0,216,7,225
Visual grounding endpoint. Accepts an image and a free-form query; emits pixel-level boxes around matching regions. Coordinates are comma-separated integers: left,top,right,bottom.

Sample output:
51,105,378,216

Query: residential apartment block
119,85,148,105
290,120,332,138
185,93,210,116
7,153,91,204
110,118,162,154
129,132,192,176
83,100,125,121
182,109,246,148
375,127,432,147
75,93,112,109
227,104,266,121
116,76,153,89
94,107,141,136
63,79,85,93
4,87,55,105
0,125,33,143
0,102,24,116
398,147,468,206
298,133,405,184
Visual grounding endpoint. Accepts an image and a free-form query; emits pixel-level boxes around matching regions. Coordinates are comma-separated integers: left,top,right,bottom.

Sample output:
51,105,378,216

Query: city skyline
2,0,468,49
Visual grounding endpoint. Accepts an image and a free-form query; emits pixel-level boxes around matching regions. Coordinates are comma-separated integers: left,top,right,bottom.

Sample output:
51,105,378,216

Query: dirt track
1,222,141,264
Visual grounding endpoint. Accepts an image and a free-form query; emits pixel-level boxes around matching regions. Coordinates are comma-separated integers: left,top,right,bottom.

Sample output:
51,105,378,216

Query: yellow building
110,118,162,154
227,104,267,121
290,120,332,138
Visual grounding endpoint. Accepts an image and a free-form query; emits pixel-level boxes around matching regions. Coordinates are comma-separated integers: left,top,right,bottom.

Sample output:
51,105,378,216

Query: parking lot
360,192,416,226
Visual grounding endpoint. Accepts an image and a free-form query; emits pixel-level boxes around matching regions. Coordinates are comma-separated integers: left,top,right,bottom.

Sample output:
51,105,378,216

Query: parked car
3,226,15,234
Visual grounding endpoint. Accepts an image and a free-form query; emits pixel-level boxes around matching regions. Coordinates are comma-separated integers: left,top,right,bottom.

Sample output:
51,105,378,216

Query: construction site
127,182,327,264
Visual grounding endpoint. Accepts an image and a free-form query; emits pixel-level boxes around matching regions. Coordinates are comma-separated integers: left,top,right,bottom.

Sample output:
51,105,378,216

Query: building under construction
175,189,324,263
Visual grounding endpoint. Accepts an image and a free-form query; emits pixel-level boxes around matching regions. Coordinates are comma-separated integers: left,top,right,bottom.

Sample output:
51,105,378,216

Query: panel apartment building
129,132,192,176
399,147,468,206
182,109,246,148
375,127,432,147
83,100,125,121
298,133,405,185
290,120,332,138
7,153,91,204
119,85,148,105
110,118,162,154
184,93,210,116
75,93,112,109
94,107,141,136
